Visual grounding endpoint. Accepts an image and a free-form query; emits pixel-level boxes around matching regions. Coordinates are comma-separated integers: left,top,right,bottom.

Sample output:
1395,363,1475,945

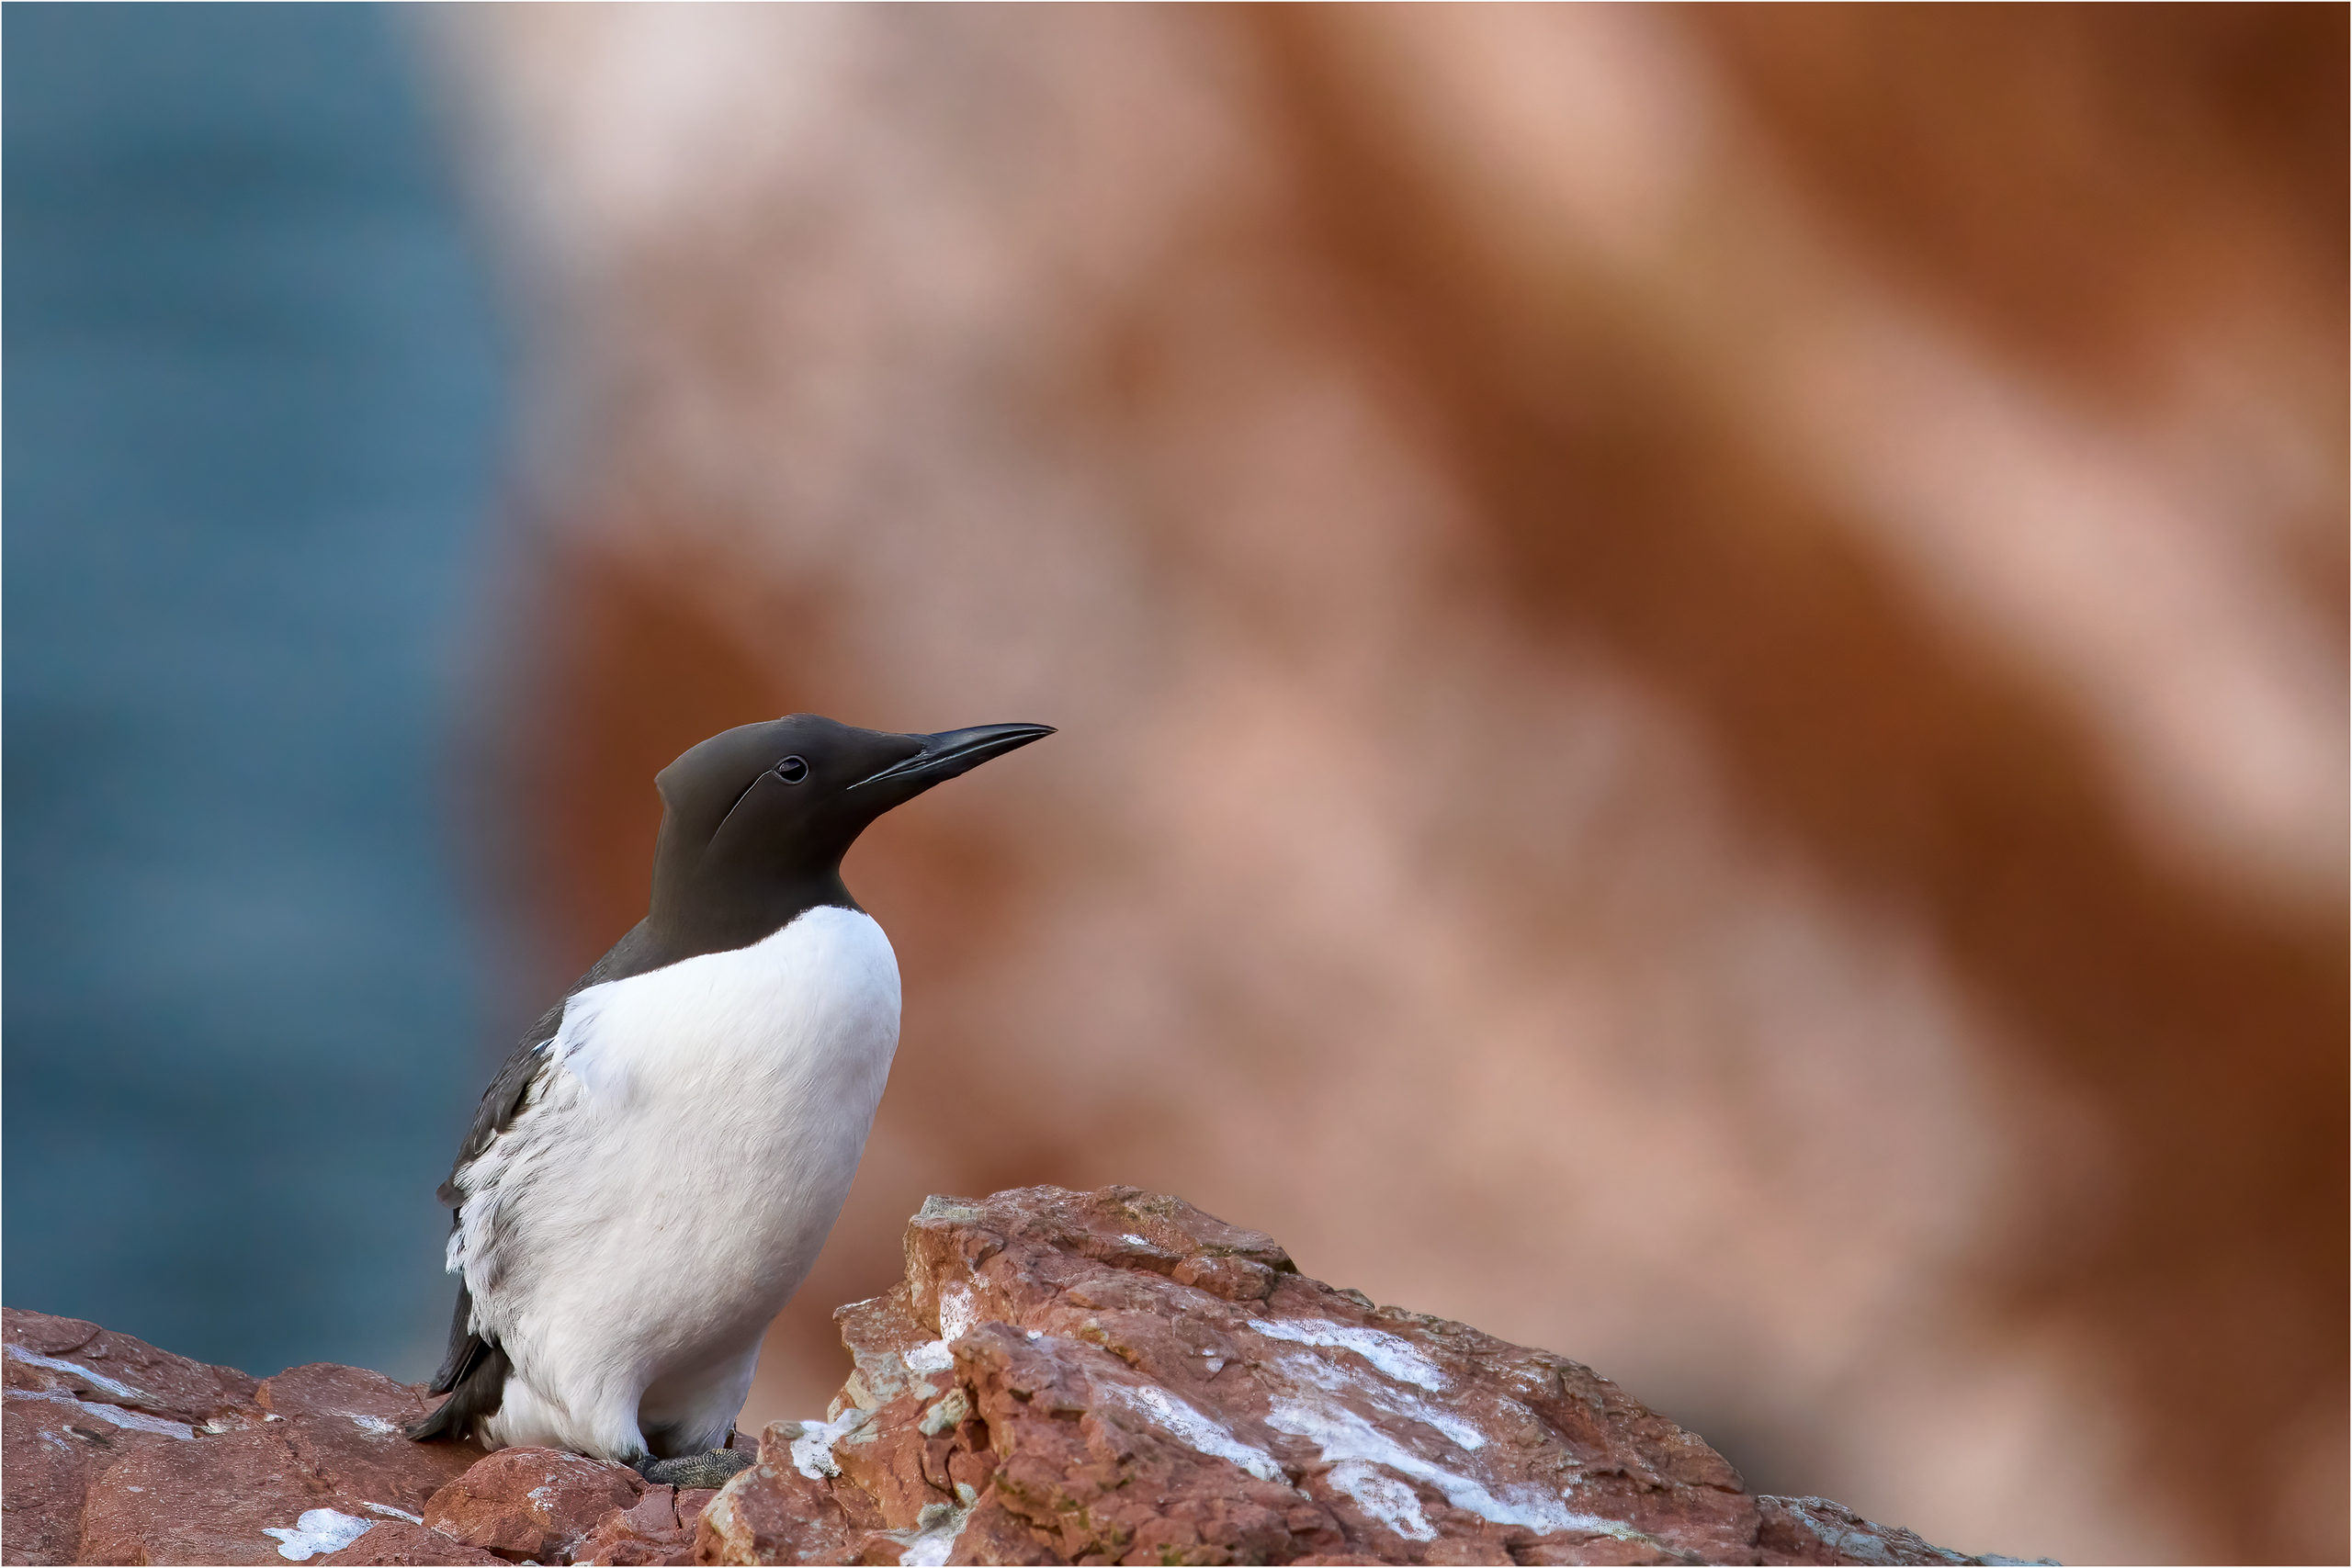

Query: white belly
450,905,899,1457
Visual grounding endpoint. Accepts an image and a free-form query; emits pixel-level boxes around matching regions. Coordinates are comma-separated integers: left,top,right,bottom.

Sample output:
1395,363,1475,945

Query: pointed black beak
850,722,1056,793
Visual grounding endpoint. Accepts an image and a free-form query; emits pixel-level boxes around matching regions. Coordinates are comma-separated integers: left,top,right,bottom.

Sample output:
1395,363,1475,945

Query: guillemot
407,714,1053,1485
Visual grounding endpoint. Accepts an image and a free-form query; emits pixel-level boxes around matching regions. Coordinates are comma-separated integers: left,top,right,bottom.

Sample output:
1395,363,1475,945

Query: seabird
407,714,1053,1484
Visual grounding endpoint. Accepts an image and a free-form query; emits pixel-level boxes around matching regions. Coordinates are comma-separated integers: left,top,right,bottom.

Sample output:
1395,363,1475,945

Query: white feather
446,904,900,1459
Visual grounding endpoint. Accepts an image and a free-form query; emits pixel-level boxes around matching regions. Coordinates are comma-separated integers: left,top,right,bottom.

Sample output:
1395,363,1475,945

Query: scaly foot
635,1447,756,1488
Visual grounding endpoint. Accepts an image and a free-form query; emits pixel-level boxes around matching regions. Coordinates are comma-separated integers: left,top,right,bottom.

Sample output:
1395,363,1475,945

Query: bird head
645,714,1054,948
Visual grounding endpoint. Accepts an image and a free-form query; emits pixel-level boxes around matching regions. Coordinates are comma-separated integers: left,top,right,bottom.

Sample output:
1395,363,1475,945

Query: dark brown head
645,714,1054,955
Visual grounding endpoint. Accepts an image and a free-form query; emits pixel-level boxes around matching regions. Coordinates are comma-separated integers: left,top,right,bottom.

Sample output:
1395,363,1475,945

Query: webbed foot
634,1447,756,1488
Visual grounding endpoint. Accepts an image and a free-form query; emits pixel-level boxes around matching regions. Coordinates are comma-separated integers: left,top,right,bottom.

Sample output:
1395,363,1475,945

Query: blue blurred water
4,4,504,1380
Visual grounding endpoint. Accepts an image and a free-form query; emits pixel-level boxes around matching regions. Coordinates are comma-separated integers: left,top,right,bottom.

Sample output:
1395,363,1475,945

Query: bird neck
645,860,860,964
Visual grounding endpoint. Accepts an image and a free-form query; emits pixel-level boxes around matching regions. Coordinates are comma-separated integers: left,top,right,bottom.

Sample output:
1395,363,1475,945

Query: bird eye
776,756,808,784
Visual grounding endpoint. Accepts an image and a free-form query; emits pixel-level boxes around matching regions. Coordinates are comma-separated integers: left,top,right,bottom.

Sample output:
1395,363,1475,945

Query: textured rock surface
421,1446,647,1562
3,1189,2040,1565
4,1306,491,1565
0,1297,744,1568
695,1187,2040,1566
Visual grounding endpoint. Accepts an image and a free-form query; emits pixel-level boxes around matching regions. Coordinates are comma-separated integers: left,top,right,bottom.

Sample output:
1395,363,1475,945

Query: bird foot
635,1447,756,1488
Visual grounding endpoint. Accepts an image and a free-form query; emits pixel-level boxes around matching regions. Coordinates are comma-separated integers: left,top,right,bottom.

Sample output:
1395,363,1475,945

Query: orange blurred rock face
425,7,2345,1565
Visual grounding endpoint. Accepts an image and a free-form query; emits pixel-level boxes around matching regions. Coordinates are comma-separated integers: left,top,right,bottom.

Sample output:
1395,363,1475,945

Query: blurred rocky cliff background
6,7,2341,1567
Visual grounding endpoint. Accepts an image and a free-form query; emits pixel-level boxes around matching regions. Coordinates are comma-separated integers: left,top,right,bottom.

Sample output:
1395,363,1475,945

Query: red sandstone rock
3,1306,490,1565
571,1483,684,1565
3,1191,2037,1567
6,1308,260,1425
421,1446,644,1563
262,1362,489,1521
544,1444,740,1564
1753,1496,1992,1567
320,1520,508,1565
571,1482,735,1566
695,1187,2036,1567
5,1306,275,1562
78,1422,339,1566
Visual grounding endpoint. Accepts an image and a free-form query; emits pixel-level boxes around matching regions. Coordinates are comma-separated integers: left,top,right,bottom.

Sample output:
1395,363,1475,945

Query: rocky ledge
5,1185,2039,1566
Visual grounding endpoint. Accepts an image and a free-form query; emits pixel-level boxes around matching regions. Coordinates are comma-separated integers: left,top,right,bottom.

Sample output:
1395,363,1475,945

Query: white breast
452,905,900,1455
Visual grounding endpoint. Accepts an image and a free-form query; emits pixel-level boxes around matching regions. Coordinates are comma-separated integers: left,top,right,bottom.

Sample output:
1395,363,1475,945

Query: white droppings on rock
6,1386,195,1439
888,1498,974,1568
1274,1351,1487,1450
1248,1317,1447,1392
360,1501,425,1523
904,1339,956,1373
1329,1459,1436,1541
918,1387,971,1436
1095,1382,1289,1484
937,1283,981,1341
263,1507,374,1562
4,1342,149,1404
1267,1395,1639,1541
348,1414,402,1438
790,1408,869,1480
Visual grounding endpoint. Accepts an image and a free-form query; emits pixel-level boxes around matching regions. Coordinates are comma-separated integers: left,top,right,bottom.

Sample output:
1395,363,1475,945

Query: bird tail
407,1337,509,1443
424,1279,481,1394
409,1278,510,1443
